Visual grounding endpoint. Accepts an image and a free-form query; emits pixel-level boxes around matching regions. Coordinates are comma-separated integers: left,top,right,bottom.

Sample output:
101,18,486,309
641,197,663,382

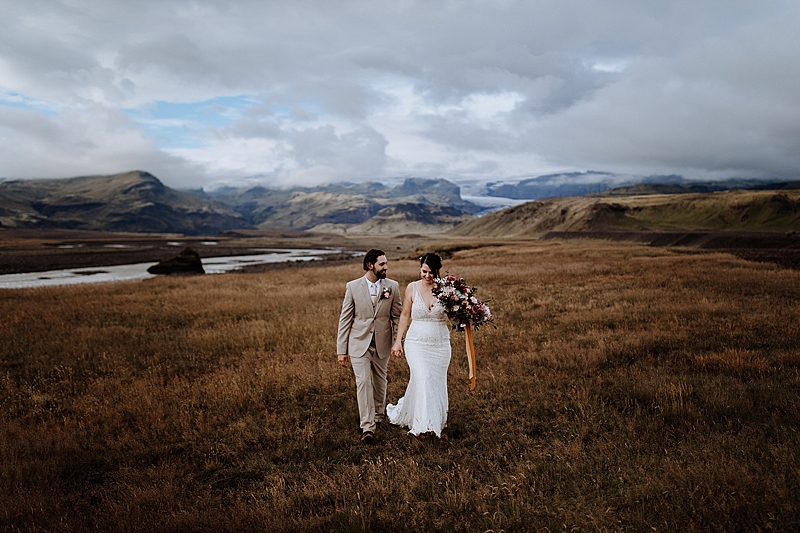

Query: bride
387,253,451,439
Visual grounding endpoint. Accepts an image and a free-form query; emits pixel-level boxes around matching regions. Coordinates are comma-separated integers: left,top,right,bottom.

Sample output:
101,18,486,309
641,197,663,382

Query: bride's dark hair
419,252,442,278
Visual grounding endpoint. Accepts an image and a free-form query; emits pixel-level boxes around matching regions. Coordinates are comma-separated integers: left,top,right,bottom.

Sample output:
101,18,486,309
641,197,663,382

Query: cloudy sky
2,0,799,190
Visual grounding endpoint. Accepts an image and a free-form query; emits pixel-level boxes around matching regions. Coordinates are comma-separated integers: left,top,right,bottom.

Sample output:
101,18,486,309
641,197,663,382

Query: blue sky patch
0,91,59,117
124,95,266,149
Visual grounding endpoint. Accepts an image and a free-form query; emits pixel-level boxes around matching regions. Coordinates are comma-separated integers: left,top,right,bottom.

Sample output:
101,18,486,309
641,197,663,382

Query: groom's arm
336,283,355,364
390,281,402,339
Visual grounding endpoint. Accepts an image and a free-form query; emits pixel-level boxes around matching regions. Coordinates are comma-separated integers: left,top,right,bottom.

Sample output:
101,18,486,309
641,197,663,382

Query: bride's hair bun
419,252,442,277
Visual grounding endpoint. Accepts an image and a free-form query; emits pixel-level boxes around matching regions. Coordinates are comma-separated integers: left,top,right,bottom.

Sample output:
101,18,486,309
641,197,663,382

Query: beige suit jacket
337,275,402,358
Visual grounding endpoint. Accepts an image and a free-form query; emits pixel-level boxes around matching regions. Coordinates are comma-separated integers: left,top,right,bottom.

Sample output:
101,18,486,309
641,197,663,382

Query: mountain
450,188,800,238
602,180,800,196
0,173,478,236
0,171,251,235
225,189,384,230
311,203,472,235
486,172,800,200
485,171,620,199
201,177,480,232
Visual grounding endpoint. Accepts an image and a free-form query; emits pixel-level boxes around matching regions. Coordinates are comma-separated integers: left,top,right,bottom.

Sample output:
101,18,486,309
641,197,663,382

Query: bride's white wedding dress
387,282,451,436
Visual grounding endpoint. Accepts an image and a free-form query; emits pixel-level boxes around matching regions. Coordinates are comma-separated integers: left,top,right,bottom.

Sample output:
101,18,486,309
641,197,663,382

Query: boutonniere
381,287,392,300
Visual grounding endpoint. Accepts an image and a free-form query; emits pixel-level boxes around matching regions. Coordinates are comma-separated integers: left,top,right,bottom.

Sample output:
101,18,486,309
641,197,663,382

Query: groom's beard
375,269,387,279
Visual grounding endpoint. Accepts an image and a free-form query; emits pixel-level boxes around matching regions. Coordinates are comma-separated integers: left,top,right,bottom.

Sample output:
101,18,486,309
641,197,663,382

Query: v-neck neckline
416,282,436,310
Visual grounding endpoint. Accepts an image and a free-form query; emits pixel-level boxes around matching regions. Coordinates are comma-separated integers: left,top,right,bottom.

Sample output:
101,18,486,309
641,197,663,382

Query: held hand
391,342,404,357
337,354,349,368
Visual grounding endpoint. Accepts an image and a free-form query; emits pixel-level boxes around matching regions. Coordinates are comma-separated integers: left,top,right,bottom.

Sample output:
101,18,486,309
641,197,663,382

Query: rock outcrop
147,247,205,275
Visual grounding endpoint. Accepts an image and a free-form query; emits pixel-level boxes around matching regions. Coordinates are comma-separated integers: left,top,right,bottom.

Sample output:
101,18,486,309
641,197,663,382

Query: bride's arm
391,283,414,357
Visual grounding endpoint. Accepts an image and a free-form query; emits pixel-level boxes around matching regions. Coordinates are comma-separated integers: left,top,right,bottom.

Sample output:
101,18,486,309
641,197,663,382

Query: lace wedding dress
387,282,451,436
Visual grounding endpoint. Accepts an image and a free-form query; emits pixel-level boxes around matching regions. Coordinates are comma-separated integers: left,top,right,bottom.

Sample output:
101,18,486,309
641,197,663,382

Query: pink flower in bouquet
432,274,495,331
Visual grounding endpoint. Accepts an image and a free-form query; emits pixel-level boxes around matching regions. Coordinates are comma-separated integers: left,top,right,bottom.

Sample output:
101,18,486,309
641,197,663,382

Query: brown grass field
1,241,799,532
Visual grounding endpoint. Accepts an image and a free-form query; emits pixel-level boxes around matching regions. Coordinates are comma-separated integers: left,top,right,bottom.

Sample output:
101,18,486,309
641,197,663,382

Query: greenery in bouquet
432,275,494,331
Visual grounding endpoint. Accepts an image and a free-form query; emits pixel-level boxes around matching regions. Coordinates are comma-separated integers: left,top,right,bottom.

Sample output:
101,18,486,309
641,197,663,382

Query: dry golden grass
1,241,799,532
695,349,771,378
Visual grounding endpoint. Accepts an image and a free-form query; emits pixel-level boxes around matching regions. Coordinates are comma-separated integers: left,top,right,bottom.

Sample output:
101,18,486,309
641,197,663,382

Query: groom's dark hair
363,249,385,271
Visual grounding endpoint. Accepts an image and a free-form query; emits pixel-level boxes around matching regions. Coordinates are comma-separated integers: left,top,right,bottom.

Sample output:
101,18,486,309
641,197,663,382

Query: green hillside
451,189,800,237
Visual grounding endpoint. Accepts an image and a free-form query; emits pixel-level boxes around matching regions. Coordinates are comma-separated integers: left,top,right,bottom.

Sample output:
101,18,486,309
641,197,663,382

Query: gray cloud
225,119,283,140
287,125,388,181
524,8,800,179
1,0,798,188
0,105,201,184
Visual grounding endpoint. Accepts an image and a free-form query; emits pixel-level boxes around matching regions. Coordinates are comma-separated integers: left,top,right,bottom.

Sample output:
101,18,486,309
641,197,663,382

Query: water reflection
0,249,342,289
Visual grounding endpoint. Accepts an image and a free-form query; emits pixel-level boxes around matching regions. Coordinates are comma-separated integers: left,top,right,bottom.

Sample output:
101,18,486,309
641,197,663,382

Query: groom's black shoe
361,431,375,445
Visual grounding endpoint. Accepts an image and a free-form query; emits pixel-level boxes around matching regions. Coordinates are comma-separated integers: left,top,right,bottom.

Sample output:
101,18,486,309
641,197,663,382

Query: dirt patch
725,248,800,270
542,230,800,270
0,242,244,274
0,228,430,275
234,252,361,273
0,229,363,275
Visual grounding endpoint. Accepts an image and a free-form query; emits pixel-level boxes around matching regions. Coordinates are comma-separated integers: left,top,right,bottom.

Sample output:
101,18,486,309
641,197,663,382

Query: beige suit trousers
350,339,389,433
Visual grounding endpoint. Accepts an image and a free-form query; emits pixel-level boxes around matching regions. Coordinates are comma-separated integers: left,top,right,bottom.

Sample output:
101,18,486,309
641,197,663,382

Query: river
0,248,342,289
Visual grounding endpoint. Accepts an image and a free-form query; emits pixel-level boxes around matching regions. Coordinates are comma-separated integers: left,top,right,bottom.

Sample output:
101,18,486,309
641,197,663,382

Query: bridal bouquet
432,275,494,331
432,275,494,390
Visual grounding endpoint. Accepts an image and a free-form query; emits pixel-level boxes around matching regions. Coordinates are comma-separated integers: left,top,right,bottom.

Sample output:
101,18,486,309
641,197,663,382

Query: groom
337,249,402,444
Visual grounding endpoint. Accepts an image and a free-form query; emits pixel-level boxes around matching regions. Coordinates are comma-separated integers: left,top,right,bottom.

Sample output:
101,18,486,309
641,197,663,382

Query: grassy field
1,241,799,532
